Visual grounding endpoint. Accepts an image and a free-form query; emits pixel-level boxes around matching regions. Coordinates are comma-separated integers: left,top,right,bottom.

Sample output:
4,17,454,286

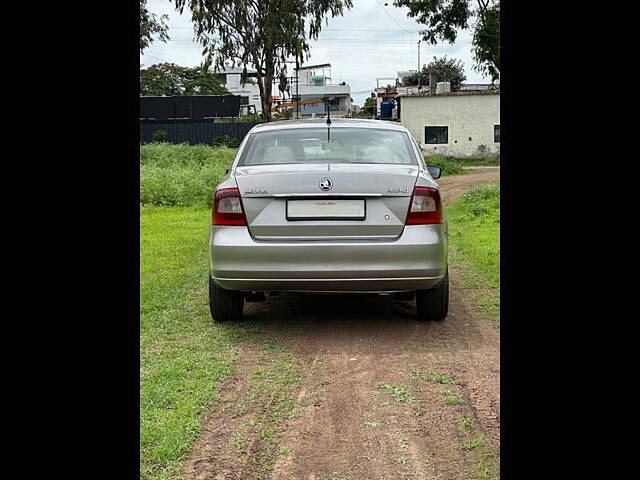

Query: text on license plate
287,199,365,220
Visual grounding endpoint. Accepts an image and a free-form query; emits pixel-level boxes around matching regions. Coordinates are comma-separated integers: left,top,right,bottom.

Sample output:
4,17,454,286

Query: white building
291,63,352,118
214,67,262,114
399,89,500,158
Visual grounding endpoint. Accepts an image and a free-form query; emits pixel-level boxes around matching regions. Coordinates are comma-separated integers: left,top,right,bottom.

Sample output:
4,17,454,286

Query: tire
416,269,449,321
209,276,244,322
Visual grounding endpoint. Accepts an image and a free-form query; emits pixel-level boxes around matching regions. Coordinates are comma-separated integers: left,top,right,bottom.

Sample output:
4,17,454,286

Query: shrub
212,135,240,148
151,129,167,143
461,183,500,203
424,156,466,176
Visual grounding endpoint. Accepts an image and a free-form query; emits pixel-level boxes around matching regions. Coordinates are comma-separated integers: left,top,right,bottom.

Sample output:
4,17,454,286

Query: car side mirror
427,165,442,179
225,168,231,175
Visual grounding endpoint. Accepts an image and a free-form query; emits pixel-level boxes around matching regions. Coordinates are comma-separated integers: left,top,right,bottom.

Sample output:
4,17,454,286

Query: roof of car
250,118,409,133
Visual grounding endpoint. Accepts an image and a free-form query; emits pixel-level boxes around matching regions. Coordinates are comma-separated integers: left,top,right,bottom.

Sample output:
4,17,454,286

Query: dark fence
140,95,241,120
140,119,260,145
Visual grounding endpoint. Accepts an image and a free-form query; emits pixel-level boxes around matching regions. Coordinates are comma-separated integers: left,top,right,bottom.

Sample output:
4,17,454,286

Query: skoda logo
319,178,333,191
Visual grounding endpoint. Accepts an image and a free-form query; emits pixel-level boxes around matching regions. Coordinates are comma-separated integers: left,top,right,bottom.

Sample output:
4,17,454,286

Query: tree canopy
358,96,376,117
140,0,170,54
170,0,353,121
393,0,500,81
404,56,467,91
140,63,231,96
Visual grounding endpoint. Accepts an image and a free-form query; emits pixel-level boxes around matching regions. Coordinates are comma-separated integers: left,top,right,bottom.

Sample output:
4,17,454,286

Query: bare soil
183,168,500,480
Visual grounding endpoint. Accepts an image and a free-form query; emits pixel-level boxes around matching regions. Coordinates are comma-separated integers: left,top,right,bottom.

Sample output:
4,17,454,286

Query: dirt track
183,168,500,480
437,167,500,205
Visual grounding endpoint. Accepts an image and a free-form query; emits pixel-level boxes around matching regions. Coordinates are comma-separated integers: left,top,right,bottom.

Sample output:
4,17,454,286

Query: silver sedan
209,119,448,322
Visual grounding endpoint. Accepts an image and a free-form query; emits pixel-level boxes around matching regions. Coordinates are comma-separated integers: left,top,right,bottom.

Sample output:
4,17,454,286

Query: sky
140,0,491,106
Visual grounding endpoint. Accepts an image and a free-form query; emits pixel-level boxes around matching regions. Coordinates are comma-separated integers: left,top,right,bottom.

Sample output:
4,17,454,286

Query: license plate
287,199,365,220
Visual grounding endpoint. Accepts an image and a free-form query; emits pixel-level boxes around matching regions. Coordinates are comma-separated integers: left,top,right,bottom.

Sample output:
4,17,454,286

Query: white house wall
224,80,262,112
400,93,500,158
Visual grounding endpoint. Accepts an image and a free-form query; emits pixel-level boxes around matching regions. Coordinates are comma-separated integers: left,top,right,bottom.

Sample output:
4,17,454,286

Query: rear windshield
237,127,418,166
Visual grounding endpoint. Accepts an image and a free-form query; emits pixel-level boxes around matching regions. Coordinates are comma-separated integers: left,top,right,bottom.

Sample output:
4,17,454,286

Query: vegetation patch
410,367,457,385
234,347,301,477
460,435,485,451
460,434,499,480
424,154,500,176
475,446,499,480
140,204,300,480
425,156,467,176
456,414,498,479
140,143,236,207
427,154,500,167
439,389,463,405
375,382,417,405
446,182,500,327
458,415,475,433
140,206,239,480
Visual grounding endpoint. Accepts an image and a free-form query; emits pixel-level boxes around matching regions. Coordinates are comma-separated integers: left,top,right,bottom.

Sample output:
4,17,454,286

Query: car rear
208,120,448,321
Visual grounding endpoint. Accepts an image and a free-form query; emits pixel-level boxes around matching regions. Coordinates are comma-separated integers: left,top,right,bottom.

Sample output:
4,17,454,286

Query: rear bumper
209,225,447,292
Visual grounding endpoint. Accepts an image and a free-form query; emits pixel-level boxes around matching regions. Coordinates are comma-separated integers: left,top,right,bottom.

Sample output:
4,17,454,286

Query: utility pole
417,40,421,89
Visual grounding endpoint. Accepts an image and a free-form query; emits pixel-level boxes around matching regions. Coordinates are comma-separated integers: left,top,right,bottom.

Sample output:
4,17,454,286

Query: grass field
140,145,497,206
140,205,241,479
140,204,303,479
140,144,236,207
446,183,500,326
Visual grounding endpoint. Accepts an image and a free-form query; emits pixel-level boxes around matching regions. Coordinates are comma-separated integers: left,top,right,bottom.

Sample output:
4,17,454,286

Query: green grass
460,435,499,480
140,205,241,479
375,382,417,405
460,436,485,451
140,143,236,207
446,183,500,326
424,154,500,177
426,154,500,168
140,203,301,479
458,415,475,433
425,156,467,176
439,389,464,405
409,368,457,385
139,143,305,476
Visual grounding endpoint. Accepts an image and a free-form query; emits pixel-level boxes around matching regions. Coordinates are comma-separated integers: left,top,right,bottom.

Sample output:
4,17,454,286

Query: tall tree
393,0,500,81
171,0,353,121
140,63,230,96
472,2,499,81
405,56,467,91
140,0,170,54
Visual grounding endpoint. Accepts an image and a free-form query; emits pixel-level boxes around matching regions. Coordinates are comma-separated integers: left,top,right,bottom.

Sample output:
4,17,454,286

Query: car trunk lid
234,163,419,239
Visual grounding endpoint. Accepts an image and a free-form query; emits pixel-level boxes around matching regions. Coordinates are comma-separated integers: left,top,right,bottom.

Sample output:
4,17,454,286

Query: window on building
240,96,249,105
425,126,448,144
494,125,500,143
252,95,260,100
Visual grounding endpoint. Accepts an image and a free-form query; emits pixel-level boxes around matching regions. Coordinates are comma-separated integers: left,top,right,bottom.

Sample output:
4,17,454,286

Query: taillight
405,186,443,224
212,188,247,226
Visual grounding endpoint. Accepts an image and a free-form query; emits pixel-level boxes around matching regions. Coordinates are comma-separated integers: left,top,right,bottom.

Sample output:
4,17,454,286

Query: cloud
140,0,491,105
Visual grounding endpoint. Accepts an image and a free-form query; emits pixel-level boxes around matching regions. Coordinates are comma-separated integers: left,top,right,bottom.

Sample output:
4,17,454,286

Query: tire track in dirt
183,168,500,480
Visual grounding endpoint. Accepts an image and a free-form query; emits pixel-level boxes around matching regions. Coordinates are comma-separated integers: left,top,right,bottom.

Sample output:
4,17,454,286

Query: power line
373,0,414,34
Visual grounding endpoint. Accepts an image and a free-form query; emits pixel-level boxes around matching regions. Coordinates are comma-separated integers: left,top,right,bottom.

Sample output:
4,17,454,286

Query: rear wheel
209,276,244,322
416,269,449,321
